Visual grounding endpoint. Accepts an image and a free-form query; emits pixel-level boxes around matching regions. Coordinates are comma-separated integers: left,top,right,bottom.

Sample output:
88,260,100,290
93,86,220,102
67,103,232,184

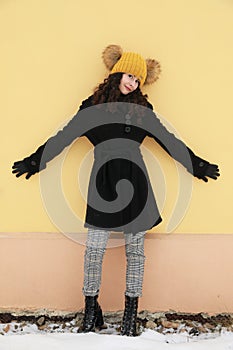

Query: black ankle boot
121,295,139,336
95,302,105,329
78,295,105,333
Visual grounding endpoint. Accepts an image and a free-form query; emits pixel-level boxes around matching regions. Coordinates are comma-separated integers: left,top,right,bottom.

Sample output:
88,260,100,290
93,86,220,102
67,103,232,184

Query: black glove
12,144,46,180
12,157,39,179
196,163,220,182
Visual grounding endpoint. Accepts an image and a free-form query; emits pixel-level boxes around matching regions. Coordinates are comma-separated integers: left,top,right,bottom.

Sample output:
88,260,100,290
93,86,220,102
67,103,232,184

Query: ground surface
0,311,233,340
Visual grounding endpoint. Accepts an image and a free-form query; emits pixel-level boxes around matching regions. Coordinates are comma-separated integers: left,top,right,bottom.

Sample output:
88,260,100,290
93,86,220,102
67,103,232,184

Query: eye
128,74,133,79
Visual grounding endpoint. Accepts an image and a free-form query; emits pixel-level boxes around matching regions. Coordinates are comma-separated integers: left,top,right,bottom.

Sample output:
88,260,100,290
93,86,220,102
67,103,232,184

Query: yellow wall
1,0,232,234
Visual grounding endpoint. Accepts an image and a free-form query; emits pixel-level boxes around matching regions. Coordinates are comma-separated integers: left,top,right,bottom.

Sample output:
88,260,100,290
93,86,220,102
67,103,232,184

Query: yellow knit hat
111,52,147,86
102,44,161,87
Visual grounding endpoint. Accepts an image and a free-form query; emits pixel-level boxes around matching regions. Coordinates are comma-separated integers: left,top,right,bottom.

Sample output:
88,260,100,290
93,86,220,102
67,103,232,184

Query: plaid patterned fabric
83,229,146,297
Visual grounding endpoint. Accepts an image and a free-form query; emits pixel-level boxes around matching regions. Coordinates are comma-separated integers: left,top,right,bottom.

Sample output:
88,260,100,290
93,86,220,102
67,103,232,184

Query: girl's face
119,73,139,95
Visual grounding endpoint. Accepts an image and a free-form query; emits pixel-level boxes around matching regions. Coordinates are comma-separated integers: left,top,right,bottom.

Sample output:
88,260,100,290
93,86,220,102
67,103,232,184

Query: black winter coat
28,95,210,233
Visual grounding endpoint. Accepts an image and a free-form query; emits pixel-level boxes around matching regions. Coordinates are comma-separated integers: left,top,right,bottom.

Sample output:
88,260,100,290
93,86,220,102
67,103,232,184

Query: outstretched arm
144,104,220,182
12,96,93,179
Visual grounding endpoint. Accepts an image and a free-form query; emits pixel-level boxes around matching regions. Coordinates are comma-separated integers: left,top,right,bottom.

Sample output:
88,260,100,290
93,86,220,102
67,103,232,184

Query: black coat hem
83,216,163,234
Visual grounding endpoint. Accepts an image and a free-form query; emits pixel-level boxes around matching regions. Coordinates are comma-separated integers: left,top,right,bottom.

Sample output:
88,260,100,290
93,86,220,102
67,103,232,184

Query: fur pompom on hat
102,44,161,86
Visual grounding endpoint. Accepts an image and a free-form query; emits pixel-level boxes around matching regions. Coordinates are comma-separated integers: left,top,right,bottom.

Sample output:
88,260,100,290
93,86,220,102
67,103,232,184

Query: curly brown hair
92,73,150,116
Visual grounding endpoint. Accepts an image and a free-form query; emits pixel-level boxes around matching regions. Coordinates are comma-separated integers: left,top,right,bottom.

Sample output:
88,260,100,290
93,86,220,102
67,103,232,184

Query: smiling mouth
125,86,132,92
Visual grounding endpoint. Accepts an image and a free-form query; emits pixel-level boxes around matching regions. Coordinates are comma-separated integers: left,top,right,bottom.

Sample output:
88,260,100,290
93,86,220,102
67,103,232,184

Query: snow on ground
0,329,233,350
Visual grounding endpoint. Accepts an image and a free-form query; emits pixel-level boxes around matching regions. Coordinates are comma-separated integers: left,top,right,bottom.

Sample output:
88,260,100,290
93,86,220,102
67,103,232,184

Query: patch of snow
0,327,233,350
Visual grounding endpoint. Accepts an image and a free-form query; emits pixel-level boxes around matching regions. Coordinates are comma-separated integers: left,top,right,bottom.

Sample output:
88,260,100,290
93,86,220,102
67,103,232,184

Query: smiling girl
12,44,220,336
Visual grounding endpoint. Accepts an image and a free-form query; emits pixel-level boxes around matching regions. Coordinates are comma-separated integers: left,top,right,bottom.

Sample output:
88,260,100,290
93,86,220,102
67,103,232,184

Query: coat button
31,160,37,166
125,126,131,133
199,161,205,167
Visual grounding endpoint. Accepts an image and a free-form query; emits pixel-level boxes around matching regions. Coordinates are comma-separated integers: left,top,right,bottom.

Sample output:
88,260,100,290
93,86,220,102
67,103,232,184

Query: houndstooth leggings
83,229,146,298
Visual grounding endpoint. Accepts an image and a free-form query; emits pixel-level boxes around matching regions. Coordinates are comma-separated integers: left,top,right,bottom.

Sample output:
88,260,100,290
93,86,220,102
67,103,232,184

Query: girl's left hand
200,163,220,182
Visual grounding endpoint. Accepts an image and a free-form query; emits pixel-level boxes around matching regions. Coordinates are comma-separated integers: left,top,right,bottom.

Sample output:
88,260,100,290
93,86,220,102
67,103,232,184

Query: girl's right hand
12,157,39,179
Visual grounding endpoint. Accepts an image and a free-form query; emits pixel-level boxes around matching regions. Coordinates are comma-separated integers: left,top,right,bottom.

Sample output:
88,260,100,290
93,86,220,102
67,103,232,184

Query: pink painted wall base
0,233,232,315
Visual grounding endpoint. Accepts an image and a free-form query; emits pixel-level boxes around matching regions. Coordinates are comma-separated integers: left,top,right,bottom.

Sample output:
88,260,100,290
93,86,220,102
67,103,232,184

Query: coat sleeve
144,102,210,179
26,95,93,172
